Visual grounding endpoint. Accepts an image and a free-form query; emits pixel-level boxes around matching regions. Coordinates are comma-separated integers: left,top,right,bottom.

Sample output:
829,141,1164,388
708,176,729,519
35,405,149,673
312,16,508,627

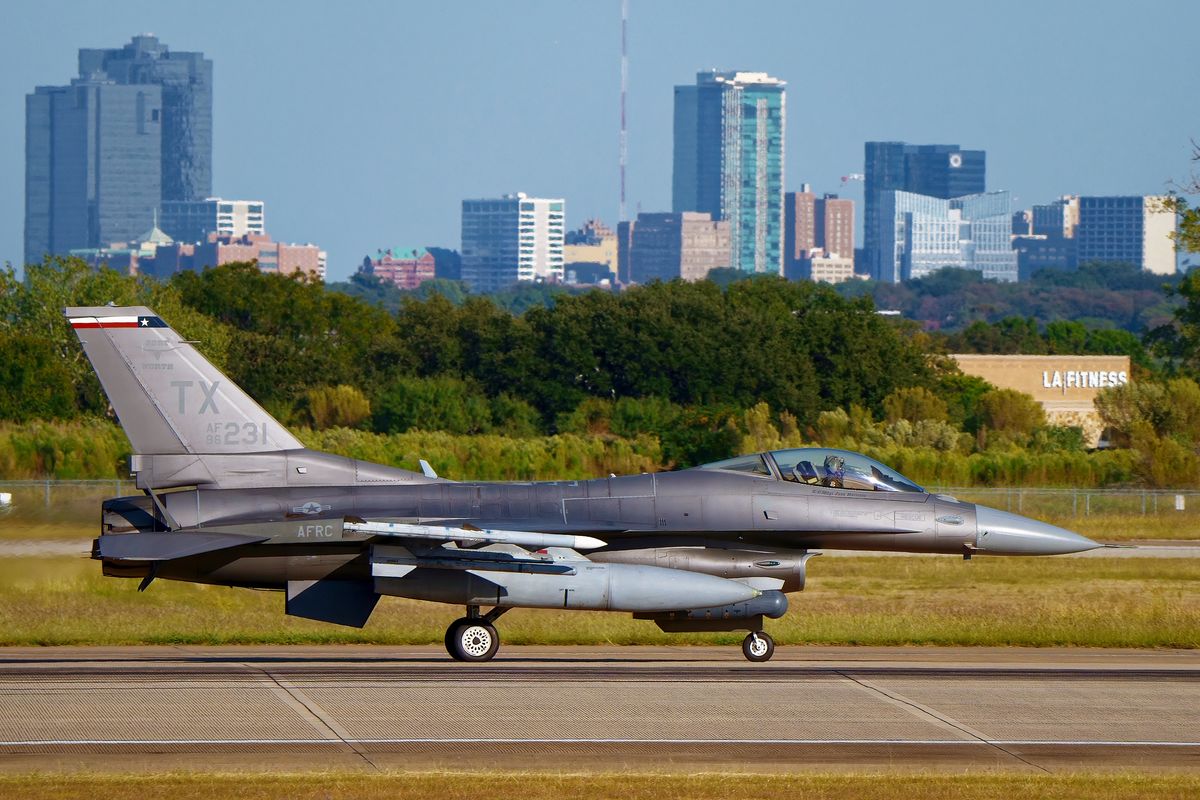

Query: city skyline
3,0,1199,281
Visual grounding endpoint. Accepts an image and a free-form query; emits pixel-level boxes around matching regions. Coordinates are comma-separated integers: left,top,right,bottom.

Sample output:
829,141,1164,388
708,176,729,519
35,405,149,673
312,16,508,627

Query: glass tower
25,34,212,264
673,71,785,275
876,190,1017,283
864,142,986,280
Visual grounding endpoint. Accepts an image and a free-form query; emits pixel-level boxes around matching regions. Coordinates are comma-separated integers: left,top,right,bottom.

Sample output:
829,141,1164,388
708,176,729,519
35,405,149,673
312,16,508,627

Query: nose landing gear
742,630,775,662
445,605,508,662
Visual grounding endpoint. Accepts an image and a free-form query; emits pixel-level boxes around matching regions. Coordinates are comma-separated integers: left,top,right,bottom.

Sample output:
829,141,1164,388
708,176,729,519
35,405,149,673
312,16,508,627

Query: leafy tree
0,334,78,421
975,388,1046,444
882,387,948,424
372,375,493,435
301,385,372,430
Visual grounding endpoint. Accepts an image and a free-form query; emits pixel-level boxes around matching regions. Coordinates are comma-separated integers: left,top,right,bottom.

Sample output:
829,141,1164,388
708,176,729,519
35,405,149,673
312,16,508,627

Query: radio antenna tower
619,0,629,222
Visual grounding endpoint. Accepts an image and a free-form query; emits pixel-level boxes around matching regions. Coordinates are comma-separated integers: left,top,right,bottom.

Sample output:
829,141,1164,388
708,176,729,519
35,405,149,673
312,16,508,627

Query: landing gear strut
741,631,775,662
445,605,508,662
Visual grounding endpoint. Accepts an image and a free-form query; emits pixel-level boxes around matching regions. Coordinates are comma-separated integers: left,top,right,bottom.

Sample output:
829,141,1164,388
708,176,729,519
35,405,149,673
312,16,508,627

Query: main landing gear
742,630,775,662
445,606,508,662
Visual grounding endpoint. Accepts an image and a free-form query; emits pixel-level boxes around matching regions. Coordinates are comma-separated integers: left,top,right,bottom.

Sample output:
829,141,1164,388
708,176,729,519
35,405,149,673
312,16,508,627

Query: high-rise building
673,70,785,275
863,142,986,279
160,198,265,244
784,189,817,265
25,34,212,264
784,188,855,280
618,212,730,283
876,191,1017,283
460,193,565,292
815,194,854,259
1076,196,1176,274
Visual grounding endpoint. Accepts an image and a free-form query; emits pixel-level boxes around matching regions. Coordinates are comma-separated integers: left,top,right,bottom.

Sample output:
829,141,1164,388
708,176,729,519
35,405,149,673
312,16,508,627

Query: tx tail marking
170,380,221,415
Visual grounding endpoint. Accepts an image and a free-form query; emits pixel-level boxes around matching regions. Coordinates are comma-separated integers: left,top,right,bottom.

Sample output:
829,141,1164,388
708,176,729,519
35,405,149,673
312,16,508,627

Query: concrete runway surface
0,645,1197,775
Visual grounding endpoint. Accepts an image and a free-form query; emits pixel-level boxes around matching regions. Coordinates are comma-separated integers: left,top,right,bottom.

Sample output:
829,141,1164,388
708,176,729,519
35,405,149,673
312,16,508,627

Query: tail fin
65,306,302,455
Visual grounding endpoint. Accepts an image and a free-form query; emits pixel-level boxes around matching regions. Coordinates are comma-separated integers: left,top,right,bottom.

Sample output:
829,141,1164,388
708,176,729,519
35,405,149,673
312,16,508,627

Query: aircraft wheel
742,631,774,662
447,619,500,662
445,617,472,661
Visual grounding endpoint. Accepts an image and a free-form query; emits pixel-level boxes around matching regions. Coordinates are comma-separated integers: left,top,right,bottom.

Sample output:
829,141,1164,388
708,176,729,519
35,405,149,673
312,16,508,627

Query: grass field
2,773,1198,800
0,554,1195,648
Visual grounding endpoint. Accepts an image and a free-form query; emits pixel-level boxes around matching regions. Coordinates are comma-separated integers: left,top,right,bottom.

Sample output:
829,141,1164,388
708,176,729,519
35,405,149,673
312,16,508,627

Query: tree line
3,257,1200,485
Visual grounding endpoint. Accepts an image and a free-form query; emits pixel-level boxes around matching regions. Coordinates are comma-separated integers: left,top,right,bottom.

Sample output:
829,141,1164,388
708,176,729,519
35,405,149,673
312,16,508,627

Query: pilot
822,455,845,488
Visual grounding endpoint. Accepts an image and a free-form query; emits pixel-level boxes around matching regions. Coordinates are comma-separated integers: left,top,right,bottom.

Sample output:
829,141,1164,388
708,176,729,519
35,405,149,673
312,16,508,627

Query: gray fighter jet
68,306,1102,662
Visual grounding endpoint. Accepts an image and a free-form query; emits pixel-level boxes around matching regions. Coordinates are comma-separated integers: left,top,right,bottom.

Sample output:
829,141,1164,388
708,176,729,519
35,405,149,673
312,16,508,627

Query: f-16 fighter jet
68,306,1101,662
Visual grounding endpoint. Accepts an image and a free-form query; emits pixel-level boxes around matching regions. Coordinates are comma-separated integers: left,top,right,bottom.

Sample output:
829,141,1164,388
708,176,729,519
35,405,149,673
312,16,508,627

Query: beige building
563,219,618,274
618,212,730,283
807,253,859,284
951,354,1131,446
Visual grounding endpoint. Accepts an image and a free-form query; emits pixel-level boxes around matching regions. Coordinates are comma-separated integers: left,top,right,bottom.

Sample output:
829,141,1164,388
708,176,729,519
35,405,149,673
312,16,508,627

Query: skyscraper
1076,196,1176,275
25,34,212,264
673,71,785,275
784,188,855,280
863,142,985,280
461,193,565,292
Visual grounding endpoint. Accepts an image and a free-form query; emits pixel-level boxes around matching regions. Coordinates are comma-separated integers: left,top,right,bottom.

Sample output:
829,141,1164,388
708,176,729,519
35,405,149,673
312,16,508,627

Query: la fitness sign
1042,369,1129,394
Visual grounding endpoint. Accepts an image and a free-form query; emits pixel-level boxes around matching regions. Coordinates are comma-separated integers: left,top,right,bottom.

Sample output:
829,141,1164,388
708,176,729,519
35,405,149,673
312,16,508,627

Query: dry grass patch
2,772,1199,800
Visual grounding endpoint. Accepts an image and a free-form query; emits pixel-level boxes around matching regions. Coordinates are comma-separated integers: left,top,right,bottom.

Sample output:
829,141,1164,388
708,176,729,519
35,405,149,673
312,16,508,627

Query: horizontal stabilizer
97,530,268,561
346,520,606,551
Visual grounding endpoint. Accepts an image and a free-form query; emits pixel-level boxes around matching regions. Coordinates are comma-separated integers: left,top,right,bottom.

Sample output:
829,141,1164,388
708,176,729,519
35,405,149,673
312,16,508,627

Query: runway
0,646,1197,774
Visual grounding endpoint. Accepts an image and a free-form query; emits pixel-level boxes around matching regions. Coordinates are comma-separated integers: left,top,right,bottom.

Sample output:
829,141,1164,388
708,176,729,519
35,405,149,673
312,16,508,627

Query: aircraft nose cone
974,505,1101,555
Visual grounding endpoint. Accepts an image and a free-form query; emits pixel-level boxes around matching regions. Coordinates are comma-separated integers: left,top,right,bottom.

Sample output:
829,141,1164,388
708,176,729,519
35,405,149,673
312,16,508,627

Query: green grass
0,555,1195,648
1,773,1198,800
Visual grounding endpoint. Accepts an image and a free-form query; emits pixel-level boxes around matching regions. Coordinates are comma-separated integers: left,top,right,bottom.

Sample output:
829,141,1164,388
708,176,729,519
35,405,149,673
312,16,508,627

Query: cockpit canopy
697,448,925,493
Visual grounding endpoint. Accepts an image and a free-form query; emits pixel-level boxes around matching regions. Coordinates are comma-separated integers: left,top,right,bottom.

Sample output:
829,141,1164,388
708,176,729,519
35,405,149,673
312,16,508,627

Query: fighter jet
67,306,1102,662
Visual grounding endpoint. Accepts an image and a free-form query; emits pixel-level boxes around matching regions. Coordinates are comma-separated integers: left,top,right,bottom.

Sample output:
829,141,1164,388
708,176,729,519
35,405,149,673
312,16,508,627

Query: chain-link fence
927,487,1200,518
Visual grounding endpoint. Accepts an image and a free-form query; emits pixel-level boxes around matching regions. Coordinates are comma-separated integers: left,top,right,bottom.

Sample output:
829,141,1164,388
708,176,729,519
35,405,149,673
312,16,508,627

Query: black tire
444,617,473,661
448,620,500,662
742,631,775,662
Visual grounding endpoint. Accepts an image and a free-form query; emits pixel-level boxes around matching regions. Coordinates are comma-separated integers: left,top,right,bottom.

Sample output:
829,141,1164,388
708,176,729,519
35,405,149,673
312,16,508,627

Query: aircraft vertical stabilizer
64,306,302,456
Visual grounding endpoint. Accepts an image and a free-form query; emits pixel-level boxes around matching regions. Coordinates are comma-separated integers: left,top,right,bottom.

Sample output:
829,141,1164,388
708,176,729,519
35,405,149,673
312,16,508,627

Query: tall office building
1076,196,1176,275
161,198,264,244
25,34,212,264
863,142,985,279
673,70,785,275
876,190,1017,283
784,188,855,280
461,193,565,292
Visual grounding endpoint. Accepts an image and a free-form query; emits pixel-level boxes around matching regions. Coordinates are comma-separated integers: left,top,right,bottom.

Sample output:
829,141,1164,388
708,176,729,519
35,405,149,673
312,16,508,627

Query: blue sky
3,0,1198,280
